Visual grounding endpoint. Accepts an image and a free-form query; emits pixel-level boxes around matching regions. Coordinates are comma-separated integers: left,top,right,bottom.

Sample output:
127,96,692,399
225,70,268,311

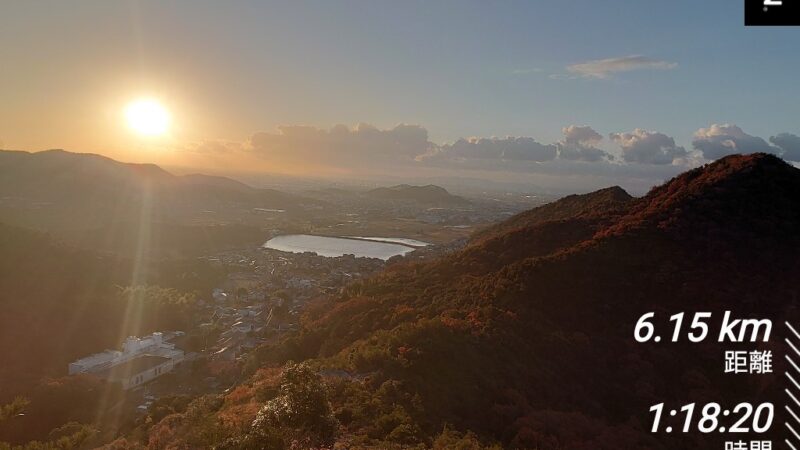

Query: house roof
98,355,171,381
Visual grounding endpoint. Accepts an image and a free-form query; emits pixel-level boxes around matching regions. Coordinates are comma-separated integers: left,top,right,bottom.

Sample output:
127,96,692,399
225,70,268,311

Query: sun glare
124,98,171,137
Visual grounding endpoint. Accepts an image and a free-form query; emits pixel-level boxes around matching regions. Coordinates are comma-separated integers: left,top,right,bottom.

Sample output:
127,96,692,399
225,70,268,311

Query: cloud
185,140,245,154
429,136,557,163
610,129,687,165
557,125,612,162
175,122,704,194
419,127,689,193
691,124,774,160
249,123,434,167
567,55,677,79
563,125,602,145
420,148,687,194
769,133,800,162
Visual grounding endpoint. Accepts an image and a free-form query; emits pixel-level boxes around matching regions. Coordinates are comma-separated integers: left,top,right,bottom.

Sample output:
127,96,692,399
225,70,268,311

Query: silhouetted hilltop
366,184,470,206
0,149,315,231
601,153,800,240
180,173,257,193
472,185,632,244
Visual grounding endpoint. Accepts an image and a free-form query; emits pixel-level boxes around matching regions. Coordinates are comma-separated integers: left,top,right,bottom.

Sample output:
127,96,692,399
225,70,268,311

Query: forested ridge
0,223,225,446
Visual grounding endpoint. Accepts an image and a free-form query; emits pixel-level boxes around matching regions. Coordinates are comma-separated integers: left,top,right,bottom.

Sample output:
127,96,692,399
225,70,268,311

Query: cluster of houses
66,244,391,392
196,247,389,361
207,300,272,361
68,332,186,390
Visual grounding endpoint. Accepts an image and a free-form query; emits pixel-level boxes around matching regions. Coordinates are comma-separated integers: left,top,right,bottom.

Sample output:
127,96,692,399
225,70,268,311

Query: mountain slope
0,222,224,444
0,149,315,231
470,185,632,244
0,222,219,392
602,152,800,240
111,154,800,449
272,153,800,448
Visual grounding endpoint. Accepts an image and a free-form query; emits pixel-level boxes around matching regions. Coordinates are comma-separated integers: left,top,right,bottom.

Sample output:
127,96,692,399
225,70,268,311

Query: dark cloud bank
190,123,800,194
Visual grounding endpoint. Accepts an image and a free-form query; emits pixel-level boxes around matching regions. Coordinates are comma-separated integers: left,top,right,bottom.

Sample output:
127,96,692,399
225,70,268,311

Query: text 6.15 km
634,312,772,343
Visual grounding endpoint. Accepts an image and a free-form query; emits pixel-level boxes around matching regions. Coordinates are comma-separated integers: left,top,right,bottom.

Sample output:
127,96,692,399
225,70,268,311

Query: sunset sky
2,0,798,192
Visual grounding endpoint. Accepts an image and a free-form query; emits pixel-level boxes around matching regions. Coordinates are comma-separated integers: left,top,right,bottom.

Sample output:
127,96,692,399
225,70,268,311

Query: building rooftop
98,355,171,381
71,350,121,367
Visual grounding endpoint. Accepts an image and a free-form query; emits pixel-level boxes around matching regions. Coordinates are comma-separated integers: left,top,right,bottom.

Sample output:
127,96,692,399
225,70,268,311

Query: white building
100,355,176,390
68,332,185,389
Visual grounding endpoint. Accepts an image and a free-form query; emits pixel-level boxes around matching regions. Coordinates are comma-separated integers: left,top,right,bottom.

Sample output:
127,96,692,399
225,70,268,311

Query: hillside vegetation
120,153,799,449
0,223,226,444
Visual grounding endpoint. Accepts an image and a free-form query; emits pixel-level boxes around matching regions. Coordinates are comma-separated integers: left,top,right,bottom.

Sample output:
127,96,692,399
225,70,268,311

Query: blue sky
144,0,798,144
1,0,798,192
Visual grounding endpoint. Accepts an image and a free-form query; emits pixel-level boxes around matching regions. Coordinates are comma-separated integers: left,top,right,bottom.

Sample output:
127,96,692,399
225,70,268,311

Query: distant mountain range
365,184,470,206
0,149,314,231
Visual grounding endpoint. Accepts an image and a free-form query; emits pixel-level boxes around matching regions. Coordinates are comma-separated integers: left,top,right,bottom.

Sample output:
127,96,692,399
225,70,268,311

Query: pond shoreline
263,234,427,260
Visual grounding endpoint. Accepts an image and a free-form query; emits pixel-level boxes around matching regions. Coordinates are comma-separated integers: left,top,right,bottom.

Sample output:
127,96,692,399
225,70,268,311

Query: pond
263,234,416,260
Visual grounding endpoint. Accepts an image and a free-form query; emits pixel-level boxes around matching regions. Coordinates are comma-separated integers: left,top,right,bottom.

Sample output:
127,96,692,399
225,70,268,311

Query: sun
124,98,171,137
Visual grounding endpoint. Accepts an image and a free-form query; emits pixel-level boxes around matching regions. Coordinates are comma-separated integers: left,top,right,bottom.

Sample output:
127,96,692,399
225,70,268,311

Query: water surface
347,236,430,247
263,234,414,260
